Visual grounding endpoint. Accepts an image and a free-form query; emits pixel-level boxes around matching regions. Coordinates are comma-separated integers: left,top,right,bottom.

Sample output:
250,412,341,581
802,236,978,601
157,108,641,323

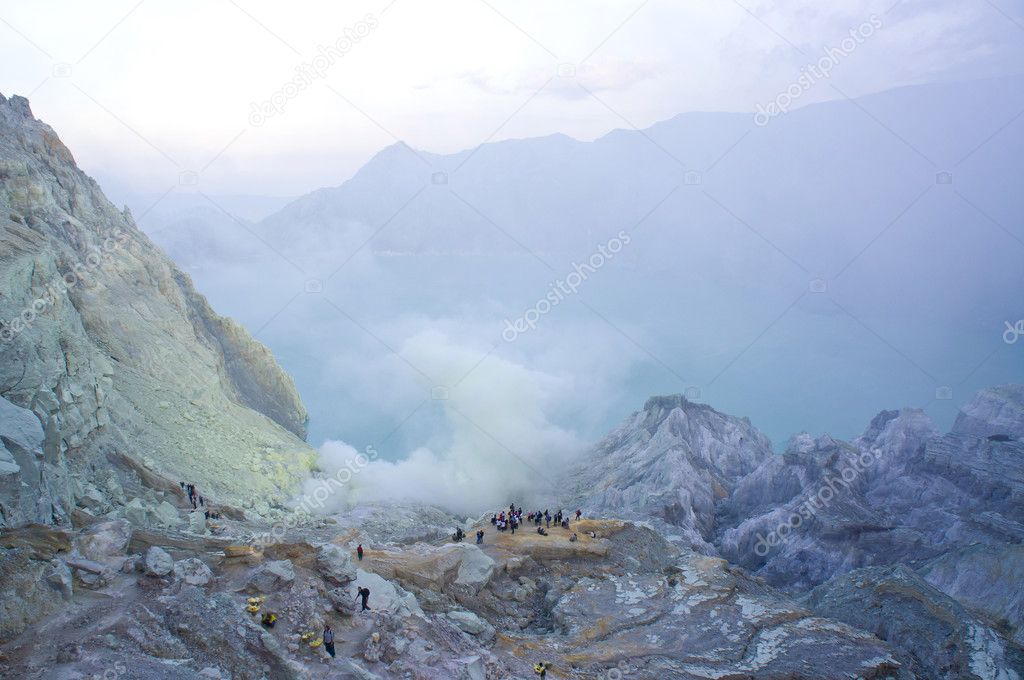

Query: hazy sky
1,0,1022,196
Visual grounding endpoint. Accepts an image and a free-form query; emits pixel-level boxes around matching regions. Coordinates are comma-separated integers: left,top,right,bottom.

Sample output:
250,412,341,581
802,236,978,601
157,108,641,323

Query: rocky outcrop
563,395,773,551
919,544,1024,647
0,93,316,522
315,542,356,586
567,388,1024,656
806,565,1024,680
952,385,1024,439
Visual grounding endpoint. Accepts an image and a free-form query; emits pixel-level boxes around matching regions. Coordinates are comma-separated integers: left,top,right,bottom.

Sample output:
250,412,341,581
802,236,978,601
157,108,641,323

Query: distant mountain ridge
249,74,1024,269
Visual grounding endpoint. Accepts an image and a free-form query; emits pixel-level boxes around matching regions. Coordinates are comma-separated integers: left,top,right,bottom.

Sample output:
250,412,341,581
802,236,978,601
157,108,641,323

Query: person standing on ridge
357,544,364,561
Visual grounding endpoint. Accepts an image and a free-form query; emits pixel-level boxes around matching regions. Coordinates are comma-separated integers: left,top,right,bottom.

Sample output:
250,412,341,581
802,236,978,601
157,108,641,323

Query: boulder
143,546,173,577
353,569,423,617
173,557,213,586
446,610,495,640
65,556,114,589
76,519,132,562
246,559,294,592
187,510,207,534
453,544,495,593
316,543,356,586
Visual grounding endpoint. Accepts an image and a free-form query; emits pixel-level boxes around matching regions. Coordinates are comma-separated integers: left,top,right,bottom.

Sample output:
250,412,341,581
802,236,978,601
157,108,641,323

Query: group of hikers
179,481,223,520
446,504,590,544
486,504,583,539
179,482,204,509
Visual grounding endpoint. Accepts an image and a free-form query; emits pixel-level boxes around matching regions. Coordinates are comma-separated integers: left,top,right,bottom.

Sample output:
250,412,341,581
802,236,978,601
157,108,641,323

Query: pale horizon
3,0,1023,197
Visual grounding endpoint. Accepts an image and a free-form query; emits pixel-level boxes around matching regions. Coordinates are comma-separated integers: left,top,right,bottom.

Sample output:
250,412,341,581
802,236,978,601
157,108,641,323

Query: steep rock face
0,94,315,521
919,544,1024,647
953,385,1024,440
571,388,1024,648
716,409,940,589
714,392,1022,594
562,395,773,551
806,565,1024,680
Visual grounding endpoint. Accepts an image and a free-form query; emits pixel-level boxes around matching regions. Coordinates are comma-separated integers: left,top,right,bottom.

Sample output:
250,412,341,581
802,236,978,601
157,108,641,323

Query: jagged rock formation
0,93,315,524
565,385,1024,662
563,395,772,552
717,391,1024,593
919,544,1024,648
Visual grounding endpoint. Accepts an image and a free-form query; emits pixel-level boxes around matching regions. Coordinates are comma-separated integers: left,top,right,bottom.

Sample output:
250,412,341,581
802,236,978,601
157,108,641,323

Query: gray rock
452,544,494,593
75,519,131,562
143,546,173,577
246,559,295,592
187,509,207,534
315,543,356,586
562,395,773,551
0,548,70,642
953,384,1024,439
173,557,213,586
353,568,423,617
806,565,1024,680
920,544,1024,647
446,610,495,640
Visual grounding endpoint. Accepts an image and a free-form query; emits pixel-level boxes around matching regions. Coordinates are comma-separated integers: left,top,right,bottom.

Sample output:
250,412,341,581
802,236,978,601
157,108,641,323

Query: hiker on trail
562,519,570,529
534,661,548,676
261,611,277,628
476,529,484,544
179,481,185,490
357,544,364,561
537,526,548,536
204,510,210,520
491,514,497,525
569,533,578,542
545,513,551,528
323,624,336,658
356,586,371,611
198,496,204,507
575,509,582,521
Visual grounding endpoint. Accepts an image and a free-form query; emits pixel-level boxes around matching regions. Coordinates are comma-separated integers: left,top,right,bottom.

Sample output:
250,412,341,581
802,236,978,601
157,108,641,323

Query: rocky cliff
563,395,773,552
566,385,1024,658
0,93,315,526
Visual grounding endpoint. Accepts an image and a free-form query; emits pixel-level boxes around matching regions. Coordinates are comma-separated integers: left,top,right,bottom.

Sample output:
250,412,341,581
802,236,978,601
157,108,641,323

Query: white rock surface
143,546,173,577
316,543,356,586
174,557,213,586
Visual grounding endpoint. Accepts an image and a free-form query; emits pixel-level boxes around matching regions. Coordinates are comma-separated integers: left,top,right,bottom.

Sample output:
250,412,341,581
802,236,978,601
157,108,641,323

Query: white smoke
300,328,590,516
